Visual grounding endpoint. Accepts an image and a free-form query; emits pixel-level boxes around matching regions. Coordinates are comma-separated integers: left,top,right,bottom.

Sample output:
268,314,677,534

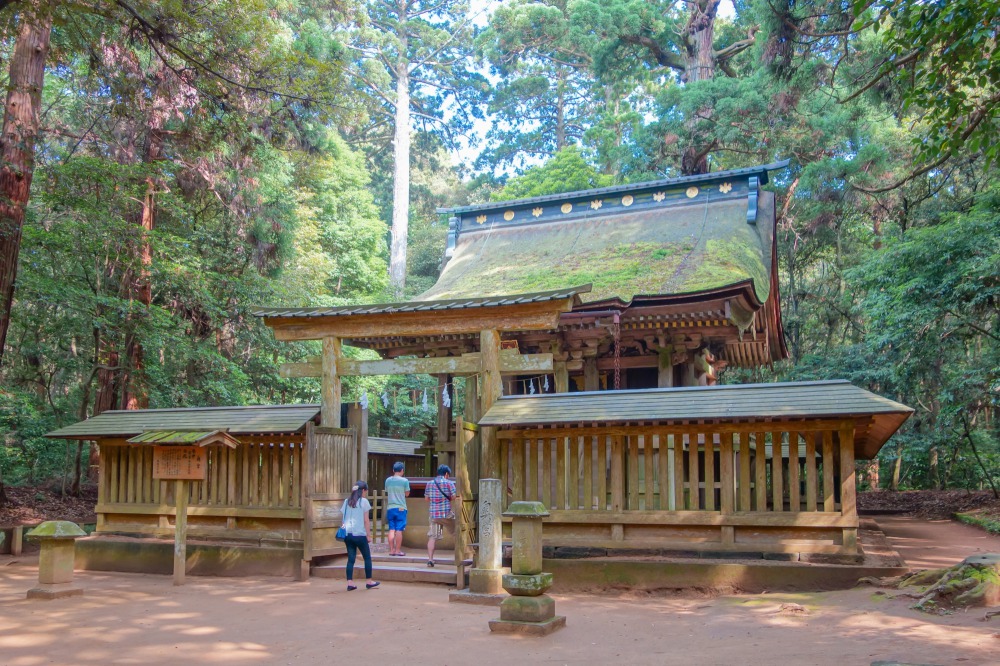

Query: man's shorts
427,516,456,540
387,507,408,531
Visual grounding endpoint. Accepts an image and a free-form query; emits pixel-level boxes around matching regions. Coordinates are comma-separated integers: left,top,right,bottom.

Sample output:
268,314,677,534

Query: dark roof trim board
479,380,912,460
251,285,589,320
47,404,321,440
438,161,790,215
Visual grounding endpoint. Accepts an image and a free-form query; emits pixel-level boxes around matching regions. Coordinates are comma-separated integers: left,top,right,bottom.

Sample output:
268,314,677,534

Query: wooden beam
480,329,503,479
554,361,569,393
321,337,341,428
281,351,553,379
266,299,575,342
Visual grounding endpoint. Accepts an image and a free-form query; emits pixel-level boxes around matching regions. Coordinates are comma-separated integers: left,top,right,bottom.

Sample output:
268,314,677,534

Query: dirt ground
1,560,999,666
3,489,1000,665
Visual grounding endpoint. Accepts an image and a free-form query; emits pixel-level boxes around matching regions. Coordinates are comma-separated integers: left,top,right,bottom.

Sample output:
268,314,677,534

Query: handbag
336,503,348,541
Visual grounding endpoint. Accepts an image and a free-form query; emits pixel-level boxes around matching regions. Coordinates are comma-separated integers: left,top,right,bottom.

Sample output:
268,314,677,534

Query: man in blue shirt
384,462,411,556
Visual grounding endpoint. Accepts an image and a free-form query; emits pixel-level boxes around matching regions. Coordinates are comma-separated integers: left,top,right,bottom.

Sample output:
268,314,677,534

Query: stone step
370,553,473,567
312,563,465,585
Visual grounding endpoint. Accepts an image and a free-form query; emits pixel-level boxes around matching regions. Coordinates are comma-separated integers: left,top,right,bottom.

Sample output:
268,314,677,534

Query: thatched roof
426,162,785,305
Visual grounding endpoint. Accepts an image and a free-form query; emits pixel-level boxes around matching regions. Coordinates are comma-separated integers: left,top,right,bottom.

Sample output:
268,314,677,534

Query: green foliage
495,147,614,200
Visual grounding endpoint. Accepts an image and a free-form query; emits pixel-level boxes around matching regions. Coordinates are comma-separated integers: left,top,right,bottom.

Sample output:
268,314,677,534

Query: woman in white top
340,481,379,590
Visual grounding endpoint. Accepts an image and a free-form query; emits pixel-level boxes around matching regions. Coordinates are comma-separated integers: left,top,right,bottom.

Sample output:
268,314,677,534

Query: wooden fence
498,418,858,555
94,423,369,564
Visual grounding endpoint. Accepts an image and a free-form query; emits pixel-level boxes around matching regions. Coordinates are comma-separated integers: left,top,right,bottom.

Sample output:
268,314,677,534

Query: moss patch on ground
956,511,1000,535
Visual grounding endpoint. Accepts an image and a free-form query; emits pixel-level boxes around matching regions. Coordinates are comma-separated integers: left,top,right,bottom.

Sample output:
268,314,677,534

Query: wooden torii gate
256,288,585,480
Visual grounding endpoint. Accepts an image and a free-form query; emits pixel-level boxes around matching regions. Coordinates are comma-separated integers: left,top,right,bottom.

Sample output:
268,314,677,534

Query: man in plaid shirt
425,464,460,567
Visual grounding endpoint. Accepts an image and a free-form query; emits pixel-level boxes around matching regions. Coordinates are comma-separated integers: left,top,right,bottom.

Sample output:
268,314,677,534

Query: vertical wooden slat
109,446,119,504
673,434,684,510
688,433,699,510
755,432,767,511
541,438,552,509
610,436,624,512
720,432,734,514
704,434,716,511
227,447,237,506
263,442,273,507
789,433,801,512
274,444,285,506
583,436,594,510
125,447,136,504
772,432,784,512
249,442,259,507
141,447,151,503
822,431,835,512
512,437,525,501
657,434,669,510
643,434,654,510
555,435,566,509
527,439,538,502
241,443,250,506
806,432,818,512
739,433,751,511
568,436,580,509
627,435,639,510
597,436,608,511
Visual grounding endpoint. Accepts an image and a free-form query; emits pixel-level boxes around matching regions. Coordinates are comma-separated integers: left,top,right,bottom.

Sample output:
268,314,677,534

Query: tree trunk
890,442,902,491
388,45,411,298
0,8,52,366
555,76,566,150
679,0,719,175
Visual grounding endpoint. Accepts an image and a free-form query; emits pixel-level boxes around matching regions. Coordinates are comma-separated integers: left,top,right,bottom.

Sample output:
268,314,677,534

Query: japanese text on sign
152,446,207,480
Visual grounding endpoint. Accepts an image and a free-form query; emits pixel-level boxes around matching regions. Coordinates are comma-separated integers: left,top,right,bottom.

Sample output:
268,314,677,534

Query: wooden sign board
152,446,207,480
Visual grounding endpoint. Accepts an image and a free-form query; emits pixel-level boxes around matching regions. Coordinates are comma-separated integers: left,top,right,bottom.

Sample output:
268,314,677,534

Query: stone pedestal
26,521,87,600
452,479,508,605
489,501,566,636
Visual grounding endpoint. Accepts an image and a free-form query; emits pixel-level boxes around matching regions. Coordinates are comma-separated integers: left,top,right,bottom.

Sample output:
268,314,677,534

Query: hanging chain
613,319,621,390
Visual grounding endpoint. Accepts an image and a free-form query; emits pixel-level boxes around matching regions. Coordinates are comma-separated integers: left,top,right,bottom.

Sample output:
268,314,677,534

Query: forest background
0,0,996,502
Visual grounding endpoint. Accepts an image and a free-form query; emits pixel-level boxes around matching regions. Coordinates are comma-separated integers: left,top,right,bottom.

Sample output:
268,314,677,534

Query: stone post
489,501,566,636
26,521,87,599
452,479,507,605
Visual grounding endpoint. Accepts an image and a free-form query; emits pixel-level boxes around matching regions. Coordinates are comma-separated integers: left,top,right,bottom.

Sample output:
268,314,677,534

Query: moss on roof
420,197,772,303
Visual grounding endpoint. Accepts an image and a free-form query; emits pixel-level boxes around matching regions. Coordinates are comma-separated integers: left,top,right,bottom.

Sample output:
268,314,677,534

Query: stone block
27,584,84,600
500,594,555,623
38,539,76,585
469,568,505,595
511,519,543,574
502,572,553,597
488,615,566,636
449,589,506,606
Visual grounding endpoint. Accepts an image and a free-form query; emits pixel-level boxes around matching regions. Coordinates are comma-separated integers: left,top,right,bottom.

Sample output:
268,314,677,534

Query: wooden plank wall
498,419,858,555
99,437,306,511
303,426,359,559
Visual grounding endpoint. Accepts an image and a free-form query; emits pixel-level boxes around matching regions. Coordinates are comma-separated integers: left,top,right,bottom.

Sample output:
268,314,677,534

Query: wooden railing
498,419,858,555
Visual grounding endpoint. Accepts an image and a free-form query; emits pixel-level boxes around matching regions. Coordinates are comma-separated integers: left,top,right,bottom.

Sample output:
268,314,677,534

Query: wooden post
321,337,342,428
347,403,367,482
554,361,569,394
583,357,599,391
610,435,624,541
839,424,858,551
657,348,674,388
480,329,502,479
173,479,188,586
437,373,452,437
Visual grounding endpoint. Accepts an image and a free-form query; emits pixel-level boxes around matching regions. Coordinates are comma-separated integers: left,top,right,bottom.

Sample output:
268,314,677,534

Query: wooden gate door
303,422,359,561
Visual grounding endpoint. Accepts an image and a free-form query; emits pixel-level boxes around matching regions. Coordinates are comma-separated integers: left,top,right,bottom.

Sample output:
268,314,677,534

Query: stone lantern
489,501,566,635
26,521,88,599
